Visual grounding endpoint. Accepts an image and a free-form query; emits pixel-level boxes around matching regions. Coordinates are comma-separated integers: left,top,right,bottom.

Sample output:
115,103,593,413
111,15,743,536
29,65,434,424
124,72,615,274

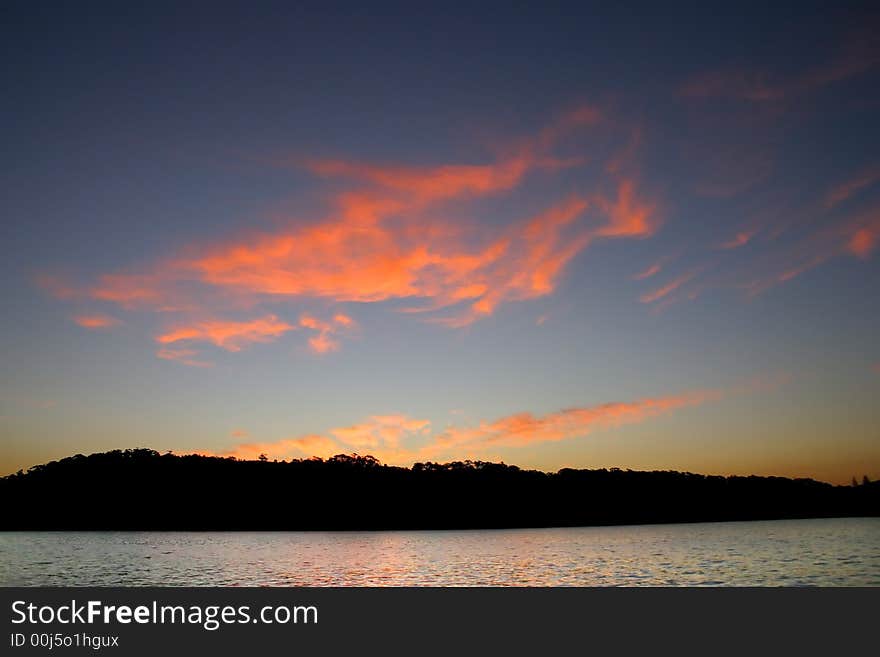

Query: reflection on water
1,517,877,586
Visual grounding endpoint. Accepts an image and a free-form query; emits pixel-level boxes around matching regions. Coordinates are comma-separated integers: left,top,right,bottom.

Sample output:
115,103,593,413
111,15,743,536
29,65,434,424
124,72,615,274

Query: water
1,518,877,586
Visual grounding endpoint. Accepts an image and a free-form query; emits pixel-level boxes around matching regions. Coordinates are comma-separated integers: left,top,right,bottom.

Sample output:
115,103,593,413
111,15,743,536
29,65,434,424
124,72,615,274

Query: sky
2,2,879,484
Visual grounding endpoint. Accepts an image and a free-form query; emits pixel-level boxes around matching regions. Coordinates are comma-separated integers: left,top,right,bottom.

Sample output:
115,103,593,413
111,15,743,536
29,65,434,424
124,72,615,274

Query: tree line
1,449,877,530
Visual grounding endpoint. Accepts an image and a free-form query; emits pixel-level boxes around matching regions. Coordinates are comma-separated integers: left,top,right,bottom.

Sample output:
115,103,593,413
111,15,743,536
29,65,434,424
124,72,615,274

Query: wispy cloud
719,229,758,250
639,272,696,304
155,347,212,368
299,313,356,354
71,314,122,329
756,202,880,289
203,386,727,464
156,315,296,353
329,415,431,449
632,262,662,280
42,107,660,359
824,165,880,209
681,36,879,103
427,390,721,455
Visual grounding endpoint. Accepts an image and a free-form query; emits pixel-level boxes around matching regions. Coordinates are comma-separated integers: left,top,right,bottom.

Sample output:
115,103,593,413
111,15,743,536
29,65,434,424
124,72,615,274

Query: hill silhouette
1,449,877,530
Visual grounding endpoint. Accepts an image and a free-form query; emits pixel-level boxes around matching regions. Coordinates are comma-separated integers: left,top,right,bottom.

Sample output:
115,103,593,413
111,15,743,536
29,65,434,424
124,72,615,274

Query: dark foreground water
1,518,877,586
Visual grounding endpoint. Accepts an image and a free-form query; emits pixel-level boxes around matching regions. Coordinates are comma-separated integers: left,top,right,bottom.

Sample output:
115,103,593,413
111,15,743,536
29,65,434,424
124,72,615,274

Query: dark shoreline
3,449,877,531
2,515,878,534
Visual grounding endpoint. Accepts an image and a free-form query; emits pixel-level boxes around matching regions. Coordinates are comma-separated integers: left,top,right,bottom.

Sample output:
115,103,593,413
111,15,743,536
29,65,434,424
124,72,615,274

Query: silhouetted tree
0,449,876,530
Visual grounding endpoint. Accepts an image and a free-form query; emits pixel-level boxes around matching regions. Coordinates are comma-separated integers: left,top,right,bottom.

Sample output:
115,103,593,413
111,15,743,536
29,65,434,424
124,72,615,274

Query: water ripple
0,518,877,586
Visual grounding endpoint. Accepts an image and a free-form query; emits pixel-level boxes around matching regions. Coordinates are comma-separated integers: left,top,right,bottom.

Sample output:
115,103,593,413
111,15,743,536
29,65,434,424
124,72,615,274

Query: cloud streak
155,347,212,368
719,229,758,250
681,36,879,103
72,314,122,329
632,262,662,280
203,387,723,464
825,166,880,209
156,315,296,352
639,272,696,304
427,389,720,454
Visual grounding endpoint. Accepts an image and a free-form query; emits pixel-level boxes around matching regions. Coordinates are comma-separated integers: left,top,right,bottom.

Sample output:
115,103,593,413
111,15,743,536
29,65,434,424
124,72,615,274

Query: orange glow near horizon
201,387,723,465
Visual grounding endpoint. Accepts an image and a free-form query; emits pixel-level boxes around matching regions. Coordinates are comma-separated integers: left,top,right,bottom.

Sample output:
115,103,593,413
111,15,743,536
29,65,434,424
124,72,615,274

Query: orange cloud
299,105,599,208
91,272,171,309
849,227,877,258
430,389,721,453
305,155,540,206
184,189,652,333
330,415,431,449
639,272,695,304
428,196,592,326
593,178,659,239
44,107,660,358
72,314,122,329
202,386,726,465
847,211,880,258
156,315,295,352
719,229,758,250
632,262,661,280
299,312,356,354
230,429,249,438
155,347,212,368
71,177,656,341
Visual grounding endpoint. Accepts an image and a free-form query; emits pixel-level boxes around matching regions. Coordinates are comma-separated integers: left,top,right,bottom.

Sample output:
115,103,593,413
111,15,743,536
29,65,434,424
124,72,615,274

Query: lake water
1,518,878,586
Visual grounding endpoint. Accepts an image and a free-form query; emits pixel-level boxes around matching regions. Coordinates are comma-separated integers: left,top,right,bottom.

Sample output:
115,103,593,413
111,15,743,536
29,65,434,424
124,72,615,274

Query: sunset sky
3,3,879,483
